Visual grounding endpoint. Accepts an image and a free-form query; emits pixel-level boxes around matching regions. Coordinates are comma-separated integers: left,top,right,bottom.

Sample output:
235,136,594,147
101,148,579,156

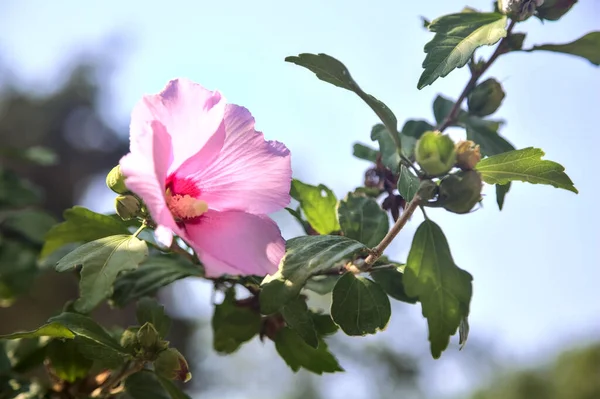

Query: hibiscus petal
188,104,292,214
130,78,227,173
182,210,285,277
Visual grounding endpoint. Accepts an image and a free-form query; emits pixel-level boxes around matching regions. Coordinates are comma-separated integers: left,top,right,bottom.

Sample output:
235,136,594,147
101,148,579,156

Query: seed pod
467,78,505,117
415,131,456,177
438,170,483,214
154,348,192,382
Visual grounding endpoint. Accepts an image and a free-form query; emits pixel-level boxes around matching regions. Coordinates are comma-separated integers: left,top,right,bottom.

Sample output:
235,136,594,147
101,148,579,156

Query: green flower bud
115,195,141,221
120,327,140,351
536,0,576,21
137,322,160,351
498,0,544,21
154,348,191,383
415,131,456,176
106,165,128,194
438,170,483,214
455,140,482,171
467,78,505,117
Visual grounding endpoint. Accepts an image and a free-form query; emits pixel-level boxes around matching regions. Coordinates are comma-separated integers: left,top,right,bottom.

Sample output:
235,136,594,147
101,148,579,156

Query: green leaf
418,12,508,89
1,210,57,244
330,273,391,336
352,143,379,163
290,179,340,235
371,265,418,304
260,235,366,314
466,117,515,157
3,338,48,374
496,183,510,210
136,297,172,338
0,376,44,399
0,239,38,306
285,53,399,141
46,339,93,383
0,342,11,374
274,327,343,374
0,168,42,207
42,206,130,258
371,124,401,173
527,32,600,66
212,289,261,354
403,220,473,358
112,256,201,307
311,313,339,336
125,371,171,399
337,193,389,248
56,235,148,313
156,375,192,399
536,0,578,21
281,297,318,348
400,120,433,158
304,275,340,295
0,323,74,340
398,166,421,202
476,147,578,193
433,95,468,126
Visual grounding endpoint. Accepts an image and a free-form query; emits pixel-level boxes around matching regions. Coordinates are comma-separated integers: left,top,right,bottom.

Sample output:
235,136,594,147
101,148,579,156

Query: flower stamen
166,189,208,220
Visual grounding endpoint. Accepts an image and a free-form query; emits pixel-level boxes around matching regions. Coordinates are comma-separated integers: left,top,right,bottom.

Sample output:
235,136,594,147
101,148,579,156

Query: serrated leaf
527,32,600,66
418,12,508,89
290,180,340,235
46,339,92,383
476,147,577,193
260,236,366,314
1,210,57,244
42,206,130,258
337,193,389,247
371,265,418,304
211,289,261,354
330,273,391,336
286,53,399,141
274,327,343,374
398,166,420,202
433,95,468,126
352,143,379,163
496,183,510,210
536,0,578,21
56,235,148,313
281,297,318,348
371,124,401,173
136,297,172,338
466,116,515,157
112,256,201,307
403,220,473,358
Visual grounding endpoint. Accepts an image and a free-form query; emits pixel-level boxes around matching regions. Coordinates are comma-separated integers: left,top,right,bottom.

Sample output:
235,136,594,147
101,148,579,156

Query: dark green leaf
0,210,56,244
157,375,192,399
536,0,577,21
3,338,48,374
290,179,340,235
398,166,421,202
281,297,318,348
212,289,261,354
0,239,38,306
476,147,578,193
304,275,340,295
337,193,389,247
0,168,41,207
371,265,418,304
42,206,130,258
352,143,379,162
136,297,172,339
56,235,148,313
466,117,515,157
527,32,600,66
311,313,339,336
504,32,526,52
112,256,201,307
274,327,343,374
46,339,92,383
459,316,470,350
260,236,366,314
418,12,508,89
403,220,473,358
433,95,468,126
496,183,510,210
330,273,391,336
371,124,401,173
125,371,171,399
0,342,11,374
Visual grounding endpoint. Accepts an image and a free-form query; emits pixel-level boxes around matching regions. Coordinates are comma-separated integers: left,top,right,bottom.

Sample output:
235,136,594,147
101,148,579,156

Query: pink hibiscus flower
120,78,291,277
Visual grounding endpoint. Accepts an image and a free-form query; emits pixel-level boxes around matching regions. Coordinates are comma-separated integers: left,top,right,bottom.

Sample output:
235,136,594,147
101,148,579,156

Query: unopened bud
438,170,483,214
455,141,482,171
106,165,128,194
120,327,140,351
467,78,505,117
137,322,160,351
154,348,191,383
115,195,141,221
415,131,456,176
498,0,544,21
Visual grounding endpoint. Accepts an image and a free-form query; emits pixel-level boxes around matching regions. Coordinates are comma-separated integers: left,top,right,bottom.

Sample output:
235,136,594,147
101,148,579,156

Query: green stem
132,223,146,238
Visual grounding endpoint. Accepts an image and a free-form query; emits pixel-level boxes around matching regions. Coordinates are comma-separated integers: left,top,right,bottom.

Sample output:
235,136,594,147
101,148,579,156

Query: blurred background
0,0,599,398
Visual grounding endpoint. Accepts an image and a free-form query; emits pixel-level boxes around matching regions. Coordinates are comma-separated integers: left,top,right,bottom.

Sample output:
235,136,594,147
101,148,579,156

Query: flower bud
137,322,160,351
498,0,544,21
438,170,483,214
415,131,456,176
467,78,505,117
120,327,140,351
106,165,128,194
536,0,576,21
115,195,141,221
154,348,191,383
455,141,481,171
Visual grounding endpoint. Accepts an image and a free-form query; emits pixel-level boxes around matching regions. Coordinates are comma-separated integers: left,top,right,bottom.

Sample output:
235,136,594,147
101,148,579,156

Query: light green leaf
42,206,130,258
403,220,473,358
466,116,515,157
353,143,379,163
496,183,511,210
330,273,391,336
527,32,600,66
56,235,148,313
46,339,92,383
371,124,401,173
274,327,343,374
0,210,56,244
136,297,171,339
401,119,434,158
418,12,508,89
398,165,421,202
337,193,389,248
291,179,340,235
476,147,578,193
212,289,261,354
281,297,318,348
260,236,366,314
0,323,74,340
371,265,418,304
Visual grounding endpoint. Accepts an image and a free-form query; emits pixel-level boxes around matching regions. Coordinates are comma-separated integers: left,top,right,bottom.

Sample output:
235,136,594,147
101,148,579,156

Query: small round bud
417,180,438,201
106,165,128,194
438,170,483,214
154,348,191,383
415,131,456,176
137,322,160,351
467,78,505,117
120,327,140,351
455,141,482,171
115,195,141,221
498,0,544,21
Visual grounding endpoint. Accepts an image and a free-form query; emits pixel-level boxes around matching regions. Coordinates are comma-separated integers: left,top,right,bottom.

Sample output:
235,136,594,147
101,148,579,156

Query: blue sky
1,0,599,396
